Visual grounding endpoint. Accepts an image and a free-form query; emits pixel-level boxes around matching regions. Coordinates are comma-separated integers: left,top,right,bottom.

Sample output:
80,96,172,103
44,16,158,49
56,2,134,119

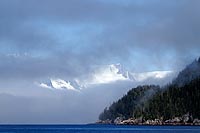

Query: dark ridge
99,58,200,124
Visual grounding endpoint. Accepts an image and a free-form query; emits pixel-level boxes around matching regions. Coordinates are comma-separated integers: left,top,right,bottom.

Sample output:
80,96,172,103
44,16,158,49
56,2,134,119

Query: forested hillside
134,77,200,120
99,59,200,124
99,85,160,121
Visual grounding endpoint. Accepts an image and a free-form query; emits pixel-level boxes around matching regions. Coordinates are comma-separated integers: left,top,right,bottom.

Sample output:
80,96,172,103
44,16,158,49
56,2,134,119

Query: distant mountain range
38,63,175,91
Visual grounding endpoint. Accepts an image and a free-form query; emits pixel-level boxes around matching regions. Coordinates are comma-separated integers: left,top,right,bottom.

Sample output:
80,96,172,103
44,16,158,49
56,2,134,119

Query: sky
0,0,200,123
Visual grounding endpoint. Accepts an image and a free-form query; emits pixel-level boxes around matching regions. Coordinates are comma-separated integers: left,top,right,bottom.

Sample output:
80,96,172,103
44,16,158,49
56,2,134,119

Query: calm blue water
0,124,199,133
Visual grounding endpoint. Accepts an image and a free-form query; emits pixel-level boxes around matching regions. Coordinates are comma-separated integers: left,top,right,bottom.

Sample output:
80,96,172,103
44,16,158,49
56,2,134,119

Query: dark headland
97,58,200,126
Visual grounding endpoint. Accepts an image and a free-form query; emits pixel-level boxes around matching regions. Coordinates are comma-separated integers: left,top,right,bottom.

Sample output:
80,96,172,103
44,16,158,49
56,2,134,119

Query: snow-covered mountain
38,63,175,91
39,79,81,92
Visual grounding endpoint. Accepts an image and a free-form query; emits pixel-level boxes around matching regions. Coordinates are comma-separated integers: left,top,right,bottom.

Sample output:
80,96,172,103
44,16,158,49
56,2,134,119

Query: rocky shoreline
97,113,200,126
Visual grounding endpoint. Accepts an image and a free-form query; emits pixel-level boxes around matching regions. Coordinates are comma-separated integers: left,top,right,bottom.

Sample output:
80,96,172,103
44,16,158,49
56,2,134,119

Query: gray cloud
0,0,199,63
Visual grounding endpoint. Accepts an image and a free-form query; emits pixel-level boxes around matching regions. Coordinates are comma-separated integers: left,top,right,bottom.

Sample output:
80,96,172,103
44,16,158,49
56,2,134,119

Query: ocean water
0,124,199,133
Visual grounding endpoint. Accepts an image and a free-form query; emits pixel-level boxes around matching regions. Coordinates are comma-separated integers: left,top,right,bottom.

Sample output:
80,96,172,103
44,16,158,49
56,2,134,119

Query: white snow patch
89,64,127,84
39,83,52,89
50,79,80,92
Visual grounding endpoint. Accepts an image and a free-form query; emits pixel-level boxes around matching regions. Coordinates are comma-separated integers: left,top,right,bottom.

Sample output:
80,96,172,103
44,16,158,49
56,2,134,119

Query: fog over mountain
38,63,175,91
0,0,200,123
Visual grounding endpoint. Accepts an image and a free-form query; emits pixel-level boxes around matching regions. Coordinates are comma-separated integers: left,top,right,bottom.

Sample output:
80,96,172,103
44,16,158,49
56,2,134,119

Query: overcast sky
0,0,200,123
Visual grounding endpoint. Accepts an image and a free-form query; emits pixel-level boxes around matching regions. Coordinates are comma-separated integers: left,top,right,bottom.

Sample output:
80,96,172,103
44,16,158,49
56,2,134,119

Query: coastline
96,121,200,126
97,115,200,126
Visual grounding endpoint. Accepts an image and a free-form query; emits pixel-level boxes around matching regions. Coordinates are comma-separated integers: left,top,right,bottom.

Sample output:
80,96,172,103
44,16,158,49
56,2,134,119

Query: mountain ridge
38,64,175,91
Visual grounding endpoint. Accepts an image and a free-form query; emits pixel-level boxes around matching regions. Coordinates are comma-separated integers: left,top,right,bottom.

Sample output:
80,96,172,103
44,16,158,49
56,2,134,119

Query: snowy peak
109,64,120,74
39,79,80,92
89,64,130,85
108,63,173,82
109,63,126,76
51,79,76,91
109,63,135,81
